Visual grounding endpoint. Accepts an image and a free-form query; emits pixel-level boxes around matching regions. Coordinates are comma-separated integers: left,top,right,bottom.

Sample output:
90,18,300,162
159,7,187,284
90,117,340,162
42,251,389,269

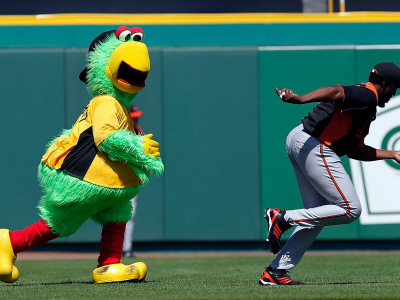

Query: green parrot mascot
0,26,164,284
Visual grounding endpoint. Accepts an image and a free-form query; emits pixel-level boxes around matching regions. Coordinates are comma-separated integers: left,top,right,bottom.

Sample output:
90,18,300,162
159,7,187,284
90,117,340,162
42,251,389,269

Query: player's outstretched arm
375,149,400,163
348,145,400,163
275,85,344,104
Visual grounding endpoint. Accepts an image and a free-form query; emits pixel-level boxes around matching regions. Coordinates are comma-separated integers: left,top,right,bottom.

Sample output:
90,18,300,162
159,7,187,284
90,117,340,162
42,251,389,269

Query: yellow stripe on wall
0,12,400,26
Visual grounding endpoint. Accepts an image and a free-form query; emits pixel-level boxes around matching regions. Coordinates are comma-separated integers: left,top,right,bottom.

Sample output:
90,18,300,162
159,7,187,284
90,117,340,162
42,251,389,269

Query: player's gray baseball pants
269,124,362,270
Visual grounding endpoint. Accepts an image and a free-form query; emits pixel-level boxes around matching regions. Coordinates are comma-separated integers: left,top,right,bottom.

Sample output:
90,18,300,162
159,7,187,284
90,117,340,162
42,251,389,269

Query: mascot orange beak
106,41,150,94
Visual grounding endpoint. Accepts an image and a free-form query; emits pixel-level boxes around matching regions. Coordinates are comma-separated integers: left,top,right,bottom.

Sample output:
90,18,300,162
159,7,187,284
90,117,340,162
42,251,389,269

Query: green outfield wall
1,15,400,243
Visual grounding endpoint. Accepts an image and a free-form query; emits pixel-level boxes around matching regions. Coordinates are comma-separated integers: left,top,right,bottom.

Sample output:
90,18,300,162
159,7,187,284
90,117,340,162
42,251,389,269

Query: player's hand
394,151,400,164
275,87,300,104
142,134,160,158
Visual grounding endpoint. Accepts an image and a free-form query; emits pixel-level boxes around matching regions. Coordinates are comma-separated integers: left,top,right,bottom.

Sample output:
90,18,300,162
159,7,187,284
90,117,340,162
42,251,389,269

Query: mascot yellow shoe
0,229,19,283
92,262,147,284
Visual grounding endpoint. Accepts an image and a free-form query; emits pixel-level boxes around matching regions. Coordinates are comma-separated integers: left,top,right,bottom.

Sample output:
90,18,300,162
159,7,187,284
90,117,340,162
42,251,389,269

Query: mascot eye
131,27,144,41
116,26,132,42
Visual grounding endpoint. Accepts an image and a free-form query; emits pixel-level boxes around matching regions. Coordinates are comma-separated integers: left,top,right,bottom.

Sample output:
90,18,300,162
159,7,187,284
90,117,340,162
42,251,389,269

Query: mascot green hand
0,26,163,284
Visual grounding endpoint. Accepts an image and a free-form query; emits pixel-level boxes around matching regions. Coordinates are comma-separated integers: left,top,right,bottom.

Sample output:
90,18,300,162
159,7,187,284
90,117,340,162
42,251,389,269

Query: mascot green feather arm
98,130,164,185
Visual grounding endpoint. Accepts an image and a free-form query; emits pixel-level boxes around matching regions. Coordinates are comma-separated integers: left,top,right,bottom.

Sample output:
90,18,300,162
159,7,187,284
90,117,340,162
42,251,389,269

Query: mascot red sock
9,220,58,254
9,220,125,267
97,222,126,267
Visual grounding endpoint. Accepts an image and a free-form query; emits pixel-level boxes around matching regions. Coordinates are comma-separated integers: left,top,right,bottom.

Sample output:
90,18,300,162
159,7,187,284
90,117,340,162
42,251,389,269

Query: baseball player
260,62,400,286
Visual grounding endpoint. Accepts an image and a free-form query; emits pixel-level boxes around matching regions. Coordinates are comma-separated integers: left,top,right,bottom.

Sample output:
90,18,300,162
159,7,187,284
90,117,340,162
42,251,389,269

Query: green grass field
0,253,399,299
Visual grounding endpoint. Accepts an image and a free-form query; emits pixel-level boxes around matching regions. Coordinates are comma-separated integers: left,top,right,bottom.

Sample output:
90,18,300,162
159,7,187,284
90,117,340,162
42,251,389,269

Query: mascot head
79,26,150,107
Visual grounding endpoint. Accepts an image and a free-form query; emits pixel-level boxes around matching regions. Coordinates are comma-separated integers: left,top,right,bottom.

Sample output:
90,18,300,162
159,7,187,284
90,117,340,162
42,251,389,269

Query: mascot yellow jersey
42,94,140,188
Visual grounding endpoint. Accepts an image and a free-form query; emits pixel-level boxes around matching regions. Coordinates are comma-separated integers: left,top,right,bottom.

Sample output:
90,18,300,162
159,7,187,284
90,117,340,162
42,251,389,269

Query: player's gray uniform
269,124,362,270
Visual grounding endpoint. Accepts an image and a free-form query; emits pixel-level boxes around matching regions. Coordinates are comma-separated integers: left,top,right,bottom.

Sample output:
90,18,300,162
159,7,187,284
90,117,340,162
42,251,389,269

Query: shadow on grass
3,281,92,286
3,280,150,286
312,281,386,285
4,280,388,287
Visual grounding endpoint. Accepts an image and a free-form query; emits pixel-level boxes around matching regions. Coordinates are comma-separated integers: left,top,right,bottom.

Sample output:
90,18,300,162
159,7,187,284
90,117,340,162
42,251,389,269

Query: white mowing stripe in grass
258,45,400,51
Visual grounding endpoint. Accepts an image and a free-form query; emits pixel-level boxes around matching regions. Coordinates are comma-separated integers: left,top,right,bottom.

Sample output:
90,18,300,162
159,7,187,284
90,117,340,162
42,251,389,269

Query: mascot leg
92,222,147,284
97,222,126,267
10,220,58,253
0,220,58,283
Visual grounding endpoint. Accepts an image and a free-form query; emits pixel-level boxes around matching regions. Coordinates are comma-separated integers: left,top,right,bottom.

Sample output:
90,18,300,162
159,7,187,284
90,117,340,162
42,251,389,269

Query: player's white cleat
0,229,19,283
264,208,292,254
92,262,147,284
259,267,303,286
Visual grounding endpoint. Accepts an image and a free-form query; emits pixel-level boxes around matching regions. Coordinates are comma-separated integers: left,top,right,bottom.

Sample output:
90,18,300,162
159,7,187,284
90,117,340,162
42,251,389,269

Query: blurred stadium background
1,0,400,253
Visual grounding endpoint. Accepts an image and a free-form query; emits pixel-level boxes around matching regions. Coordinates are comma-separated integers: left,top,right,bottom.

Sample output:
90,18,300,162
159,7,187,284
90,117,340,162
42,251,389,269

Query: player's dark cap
370,62,400,86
